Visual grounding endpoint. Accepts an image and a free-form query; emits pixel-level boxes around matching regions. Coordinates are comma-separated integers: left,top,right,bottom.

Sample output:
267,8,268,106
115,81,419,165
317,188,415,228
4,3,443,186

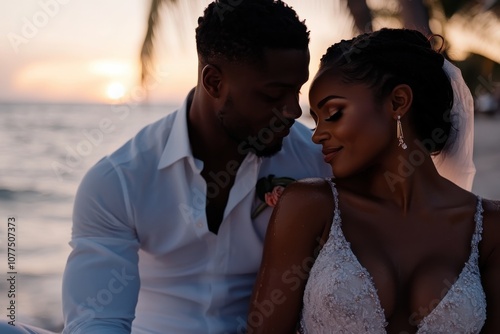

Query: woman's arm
247,178,334,334
479,200,500,333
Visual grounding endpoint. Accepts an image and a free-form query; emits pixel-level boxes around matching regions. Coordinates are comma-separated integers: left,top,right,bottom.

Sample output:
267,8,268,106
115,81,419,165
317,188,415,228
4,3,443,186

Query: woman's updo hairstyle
320,28,454,154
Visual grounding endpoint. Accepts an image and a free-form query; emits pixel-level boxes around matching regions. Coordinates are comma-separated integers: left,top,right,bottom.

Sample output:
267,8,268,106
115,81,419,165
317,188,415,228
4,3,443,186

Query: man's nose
282,97,302,120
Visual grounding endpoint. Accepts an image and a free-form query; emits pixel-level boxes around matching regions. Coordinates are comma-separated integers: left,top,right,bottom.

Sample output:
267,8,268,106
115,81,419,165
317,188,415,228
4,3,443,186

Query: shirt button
196,222,203,228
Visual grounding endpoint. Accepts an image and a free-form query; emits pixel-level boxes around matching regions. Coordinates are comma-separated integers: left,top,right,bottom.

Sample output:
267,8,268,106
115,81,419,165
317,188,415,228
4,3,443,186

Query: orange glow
2,0,355,104
11,59,138,103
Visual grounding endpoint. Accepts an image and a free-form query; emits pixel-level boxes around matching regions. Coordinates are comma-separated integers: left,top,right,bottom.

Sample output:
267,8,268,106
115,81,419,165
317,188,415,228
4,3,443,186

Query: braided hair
196,0,309,65
320,28,454,153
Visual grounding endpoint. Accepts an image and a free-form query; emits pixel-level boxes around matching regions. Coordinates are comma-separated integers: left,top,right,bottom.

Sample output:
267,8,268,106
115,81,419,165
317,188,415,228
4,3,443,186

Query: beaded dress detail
299,180,486,333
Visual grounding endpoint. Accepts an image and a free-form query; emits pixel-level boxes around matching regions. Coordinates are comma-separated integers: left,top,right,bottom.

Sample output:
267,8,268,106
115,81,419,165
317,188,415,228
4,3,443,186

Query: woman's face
309,69,394,178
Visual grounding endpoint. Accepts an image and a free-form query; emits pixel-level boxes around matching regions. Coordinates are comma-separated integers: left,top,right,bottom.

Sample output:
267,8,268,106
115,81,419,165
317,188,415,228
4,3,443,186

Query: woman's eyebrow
317,95,345,109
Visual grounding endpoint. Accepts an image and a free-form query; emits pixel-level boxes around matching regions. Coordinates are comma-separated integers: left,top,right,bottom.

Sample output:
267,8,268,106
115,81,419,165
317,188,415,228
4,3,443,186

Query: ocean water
0,102,173,330
0,102,499,331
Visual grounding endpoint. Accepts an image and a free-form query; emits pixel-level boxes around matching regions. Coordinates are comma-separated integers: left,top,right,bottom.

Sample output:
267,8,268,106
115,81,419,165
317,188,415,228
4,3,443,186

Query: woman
247,28,500,333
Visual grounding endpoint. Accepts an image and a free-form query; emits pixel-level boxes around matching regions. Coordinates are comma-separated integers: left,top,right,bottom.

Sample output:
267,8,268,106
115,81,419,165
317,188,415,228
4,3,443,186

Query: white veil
431,59,476,191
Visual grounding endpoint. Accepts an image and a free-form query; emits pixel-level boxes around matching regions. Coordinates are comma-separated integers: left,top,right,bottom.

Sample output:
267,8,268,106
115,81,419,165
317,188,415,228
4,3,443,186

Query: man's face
217,49,310,157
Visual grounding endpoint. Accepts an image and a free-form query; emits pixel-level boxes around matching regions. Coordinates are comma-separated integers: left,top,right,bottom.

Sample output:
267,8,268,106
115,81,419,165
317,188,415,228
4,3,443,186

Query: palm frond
141,0,177,86
445,1,500,63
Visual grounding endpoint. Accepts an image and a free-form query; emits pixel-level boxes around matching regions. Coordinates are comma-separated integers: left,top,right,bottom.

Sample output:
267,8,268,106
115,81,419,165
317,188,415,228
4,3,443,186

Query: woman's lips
322,147,342,163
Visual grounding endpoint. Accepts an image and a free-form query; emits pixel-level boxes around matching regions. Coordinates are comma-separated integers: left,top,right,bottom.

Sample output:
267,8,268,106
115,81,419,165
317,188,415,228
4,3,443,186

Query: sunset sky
0,0,357,105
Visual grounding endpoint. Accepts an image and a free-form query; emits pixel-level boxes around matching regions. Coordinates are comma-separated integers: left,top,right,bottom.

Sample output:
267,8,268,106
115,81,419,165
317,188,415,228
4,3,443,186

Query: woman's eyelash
325,110,343,122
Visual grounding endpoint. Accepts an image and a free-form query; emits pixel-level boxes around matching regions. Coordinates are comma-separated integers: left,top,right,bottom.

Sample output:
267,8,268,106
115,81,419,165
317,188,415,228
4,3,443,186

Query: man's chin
255,141,283,158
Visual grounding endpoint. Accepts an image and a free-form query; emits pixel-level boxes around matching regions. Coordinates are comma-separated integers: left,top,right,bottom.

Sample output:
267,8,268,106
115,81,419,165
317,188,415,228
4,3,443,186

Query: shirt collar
157,90,195,170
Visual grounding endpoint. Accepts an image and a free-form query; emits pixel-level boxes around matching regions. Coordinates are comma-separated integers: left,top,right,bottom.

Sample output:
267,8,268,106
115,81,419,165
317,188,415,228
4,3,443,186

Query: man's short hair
196,0,309,65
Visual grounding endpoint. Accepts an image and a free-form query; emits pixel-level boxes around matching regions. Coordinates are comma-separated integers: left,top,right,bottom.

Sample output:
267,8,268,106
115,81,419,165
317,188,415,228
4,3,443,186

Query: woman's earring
397,115,407,150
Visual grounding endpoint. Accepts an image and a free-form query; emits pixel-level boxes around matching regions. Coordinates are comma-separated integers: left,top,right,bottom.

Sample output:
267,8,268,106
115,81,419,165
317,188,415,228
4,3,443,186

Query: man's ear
201,64,223,99
390,84,413,119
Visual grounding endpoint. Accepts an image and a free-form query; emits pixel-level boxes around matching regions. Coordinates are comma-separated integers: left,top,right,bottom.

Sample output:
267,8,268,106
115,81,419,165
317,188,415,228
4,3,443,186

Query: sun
106,82,126,100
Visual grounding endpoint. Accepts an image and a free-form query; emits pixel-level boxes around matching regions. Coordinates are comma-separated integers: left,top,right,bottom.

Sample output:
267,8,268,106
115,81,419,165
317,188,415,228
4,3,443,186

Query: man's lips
322,147,342,163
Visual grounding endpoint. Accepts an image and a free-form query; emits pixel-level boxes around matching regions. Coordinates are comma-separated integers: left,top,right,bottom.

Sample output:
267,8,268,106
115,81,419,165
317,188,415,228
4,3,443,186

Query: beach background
1,0,499,331
0,103,499,331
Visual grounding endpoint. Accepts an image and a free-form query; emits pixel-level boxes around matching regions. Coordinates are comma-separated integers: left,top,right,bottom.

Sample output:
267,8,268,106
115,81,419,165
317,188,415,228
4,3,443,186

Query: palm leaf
140,0,499,86
445,1,500,63
141,0,177,85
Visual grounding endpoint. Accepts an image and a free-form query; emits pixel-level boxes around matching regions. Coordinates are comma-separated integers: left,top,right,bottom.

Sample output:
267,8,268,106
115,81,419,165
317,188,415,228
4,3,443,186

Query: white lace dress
299,180,486,333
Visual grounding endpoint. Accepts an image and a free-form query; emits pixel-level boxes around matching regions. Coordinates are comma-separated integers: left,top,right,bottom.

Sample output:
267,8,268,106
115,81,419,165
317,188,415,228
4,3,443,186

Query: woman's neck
336,148,447,214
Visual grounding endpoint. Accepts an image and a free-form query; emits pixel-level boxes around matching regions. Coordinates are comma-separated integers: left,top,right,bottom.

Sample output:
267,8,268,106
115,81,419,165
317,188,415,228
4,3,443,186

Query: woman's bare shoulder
482,198,500,211
482,198,500,228
281,177,334,207
479,198,500,262
270,177,334,234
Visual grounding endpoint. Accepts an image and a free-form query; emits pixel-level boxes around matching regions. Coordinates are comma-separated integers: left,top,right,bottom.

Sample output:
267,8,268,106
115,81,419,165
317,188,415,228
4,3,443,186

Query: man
1,1,330,333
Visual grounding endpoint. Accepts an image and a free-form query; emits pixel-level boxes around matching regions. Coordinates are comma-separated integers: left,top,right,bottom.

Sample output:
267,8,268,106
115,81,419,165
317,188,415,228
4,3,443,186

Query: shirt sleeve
62,157,140,334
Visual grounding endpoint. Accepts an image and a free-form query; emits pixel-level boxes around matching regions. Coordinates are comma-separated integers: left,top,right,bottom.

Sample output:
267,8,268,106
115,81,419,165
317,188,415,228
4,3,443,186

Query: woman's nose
311,122,329,144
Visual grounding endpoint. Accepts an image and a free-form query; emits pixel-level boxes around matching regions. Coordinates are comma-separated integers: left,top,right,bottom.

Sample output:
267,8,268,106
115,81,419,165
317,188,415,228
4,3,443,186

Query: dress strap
470,196,484,262
325,178,339,215
325,178,343,238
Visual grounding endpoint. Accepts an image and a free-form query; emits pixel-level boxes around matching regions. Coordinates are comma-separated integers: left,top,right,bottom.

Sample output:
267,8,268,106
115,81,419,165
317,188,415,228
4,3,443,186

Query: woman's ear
390,84,413,119
201,64,223,99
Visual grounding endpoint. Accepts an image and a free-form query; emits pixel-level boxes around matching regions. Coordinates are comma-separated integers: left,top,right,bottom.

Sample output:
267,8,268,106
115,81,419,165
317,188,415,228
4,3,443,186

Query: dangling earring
397,115,407,150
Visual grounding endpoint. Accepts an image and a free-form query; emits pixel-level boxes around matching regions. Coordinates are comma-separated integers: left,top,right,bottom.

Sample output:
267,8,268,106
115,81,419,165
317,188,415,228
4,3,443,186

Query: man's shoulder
107,110,179,165
79,109,180,188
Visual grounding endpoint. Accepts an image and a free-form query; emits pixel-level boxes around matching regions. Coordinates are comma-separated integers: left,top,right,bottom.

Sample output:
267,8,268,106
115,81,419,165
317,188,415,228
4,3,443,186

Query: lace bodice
299,180,486,333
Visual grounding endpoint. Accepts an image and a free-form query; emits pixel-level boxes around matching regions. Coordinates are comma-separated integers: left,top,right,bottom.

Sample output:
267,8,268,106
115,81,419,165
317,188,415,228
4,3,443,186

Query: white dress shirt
62,93,331,334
